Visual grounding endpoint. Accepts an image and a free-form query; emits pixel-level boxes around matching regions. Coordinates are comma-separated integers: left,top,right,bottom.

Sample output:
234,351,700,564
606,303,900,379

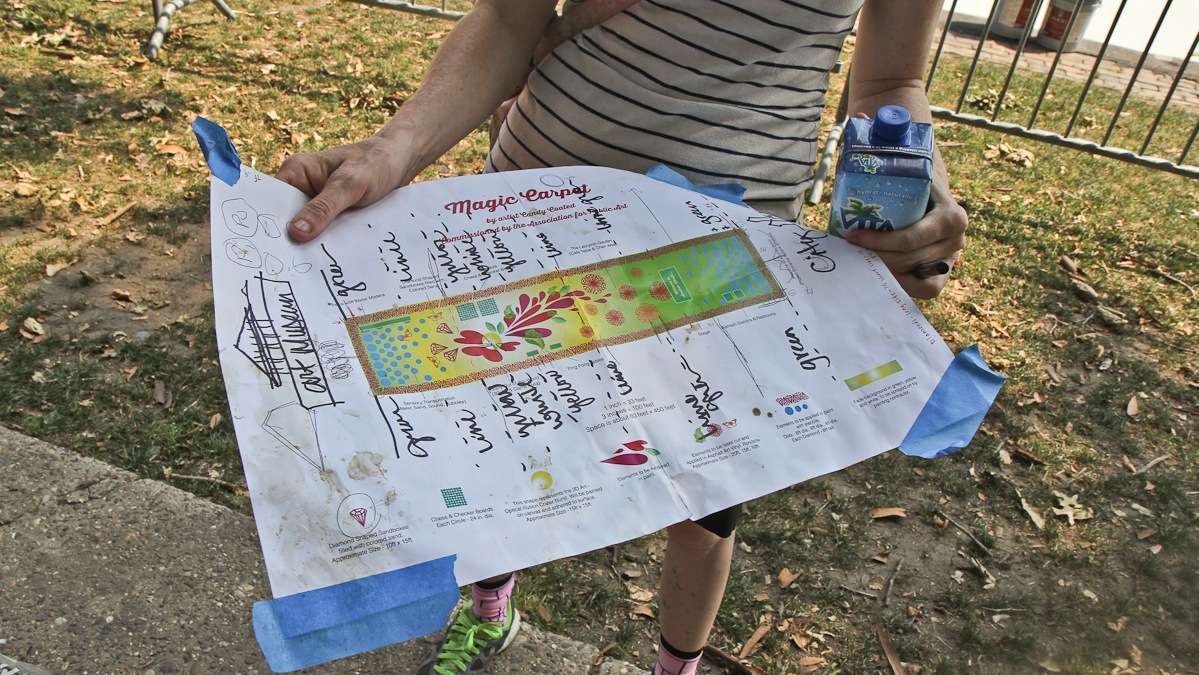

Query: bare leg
657,520,735,652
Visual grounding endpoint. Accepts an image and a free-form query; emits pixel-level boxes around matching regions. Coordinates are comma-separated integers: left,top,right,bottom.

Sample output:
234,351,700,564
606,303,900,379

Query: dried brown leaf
625,582,653,603
798,655,826,670
630,603,654,620
156,143,187,156
1021,498,1045,530
45,261,73,277
20,317,46,339
876,623,905,675
1122,455,1138,473
1051,491,1094,525
1013,447,1044,464
1126,395,1140,417
777,567,800,589
871,506,908,520
739,619,772,659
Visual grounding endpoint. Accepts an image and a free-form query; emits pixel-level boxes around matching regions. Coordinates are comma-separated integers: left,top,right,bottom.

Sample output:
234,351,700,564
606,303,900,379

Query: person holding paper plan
274,1,968,673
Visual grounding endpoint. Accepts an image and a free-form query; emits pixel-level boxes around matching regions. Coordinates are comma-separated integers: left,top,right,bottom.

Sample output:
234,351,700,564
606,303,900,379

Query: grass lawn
1,3,1196,673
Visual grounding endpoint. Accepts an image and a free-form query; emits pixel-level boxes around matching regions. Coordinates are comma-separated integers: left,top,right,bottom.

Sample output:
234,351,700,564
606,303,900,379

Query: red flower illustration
605,310,625,326
650,281,670,301
581,273,607,294
629,267,644,278
635,304,660,323
619,284,636,301
579,325,595,338
454,329,519,363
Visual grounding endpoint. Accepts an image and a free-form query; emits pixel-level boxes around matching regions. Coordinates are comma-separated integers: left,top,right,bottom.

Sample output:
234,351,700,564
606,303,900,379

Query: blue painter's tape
191,116,242,186
899,345,1006,459
646,164,747,207
253,555,459,673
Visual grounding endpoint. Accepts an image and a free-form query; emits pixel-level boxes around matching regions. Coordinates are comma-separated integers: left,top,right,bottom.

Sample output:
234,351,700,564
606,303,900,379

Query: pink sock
471,574,515,623
653,639,701,675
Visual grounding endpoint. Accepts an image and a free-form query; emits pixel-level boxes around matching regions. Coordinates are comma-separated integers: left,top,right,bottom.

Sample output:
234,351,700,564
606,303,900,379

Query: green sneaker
416,604,521,674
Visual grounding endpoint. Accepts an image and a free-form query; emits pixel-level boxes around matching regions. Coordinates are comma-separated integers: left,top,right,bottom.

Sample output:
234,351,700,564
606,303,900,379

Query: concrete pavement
0,426,647,675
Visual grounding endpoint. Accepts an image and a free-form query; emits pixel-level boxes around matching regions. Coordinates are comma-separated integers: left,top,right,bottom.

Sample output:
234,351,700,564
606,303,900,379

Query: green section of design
348,230,783,394
844,360,903,391
659,267,691,303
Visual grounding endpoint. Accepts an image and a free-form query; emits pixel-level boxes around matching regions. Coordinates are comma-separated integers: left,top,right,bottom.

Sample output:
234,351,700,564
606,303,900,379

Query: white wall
944,0,1198,63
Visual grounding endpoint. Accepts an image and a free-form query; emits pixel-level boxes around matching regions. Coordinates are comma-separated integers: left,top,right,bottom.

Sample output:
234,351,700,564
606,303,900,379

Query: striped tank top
486,0,864,219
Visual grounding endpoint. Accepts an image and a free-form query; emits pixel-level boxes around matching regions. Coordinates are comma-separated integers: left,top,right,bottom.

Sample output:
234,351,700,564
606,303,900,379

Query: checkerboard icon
477,297,499,316
441,487,467,508
456,302,479,322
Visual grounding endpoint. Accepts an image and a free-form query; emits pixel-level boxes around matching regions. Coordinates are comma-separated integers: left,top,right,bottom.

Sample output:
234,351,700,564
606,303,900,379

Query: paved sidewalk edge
0,426,647,675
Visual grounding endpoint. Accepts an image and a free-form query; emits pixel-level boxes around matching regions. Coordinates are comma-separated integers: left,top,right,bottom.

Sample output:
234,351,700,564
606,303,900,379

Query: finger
892,250,960,299
869,234,964,275
844,217,942,252
276,154,319,195
287,171,367,243
895,274,946,300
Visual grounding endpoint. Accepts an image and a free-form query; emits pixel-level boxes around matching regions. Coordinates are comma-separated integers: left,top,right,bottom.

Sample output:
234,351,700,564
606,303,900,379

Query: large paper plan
209,163,954,600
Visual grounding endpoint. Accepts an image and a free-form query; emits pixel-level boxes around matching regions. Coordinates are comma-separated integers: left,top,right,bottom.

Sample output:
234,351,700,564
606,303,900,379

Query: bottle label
850,153,882,175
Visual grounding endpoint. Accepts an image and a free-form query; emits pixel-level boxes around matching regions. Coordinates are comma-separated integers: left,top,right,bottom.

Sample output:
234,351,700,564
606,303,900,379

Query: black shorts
692,504,741,538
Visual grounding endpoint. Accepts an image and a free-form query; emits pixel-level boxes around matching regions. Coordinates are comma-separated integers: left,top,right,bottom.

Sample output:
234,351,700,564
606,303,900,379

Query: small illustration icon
336,493,380,537
851,152,882,174
600,439,660,466
441,487,468,508
694,423,723,444
784,403,810,415
530,470,554,491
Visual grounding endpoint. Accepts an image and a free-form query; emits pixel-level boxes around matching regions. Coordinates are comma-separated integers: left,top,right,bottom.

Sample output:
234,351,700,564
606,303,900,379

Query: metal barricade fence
342,0,466,21
145,0,466,59
811,0,1198,201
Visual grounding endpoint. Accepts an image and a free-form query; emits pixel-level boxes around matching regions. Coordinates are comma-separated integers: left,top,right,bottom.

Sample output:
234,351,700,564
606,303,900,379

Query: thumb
287,172,364,243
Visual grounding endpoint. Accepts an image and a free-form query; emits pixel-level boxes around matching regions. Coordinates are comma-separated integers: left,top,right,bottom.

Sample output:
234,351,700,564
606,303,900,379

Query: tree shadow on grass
0,70,188,166
0,70,189,234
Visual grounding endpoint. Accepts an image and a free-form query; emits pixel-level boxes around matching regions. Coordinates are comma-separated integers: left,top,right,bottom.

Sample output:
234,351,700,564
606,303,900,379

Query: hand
276,136,408,242
843,174,967,300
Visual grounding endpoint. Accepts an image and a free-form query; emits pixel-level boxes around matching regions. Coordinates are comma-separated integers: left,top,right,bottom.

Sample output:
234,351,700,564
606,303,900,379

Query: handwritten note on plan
209,166,953,598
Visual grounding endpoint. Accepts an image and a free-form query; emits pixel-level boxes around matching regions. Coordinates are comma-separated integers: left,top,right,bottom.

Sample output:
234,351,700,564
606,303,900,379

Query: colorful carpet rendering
347,229,783,394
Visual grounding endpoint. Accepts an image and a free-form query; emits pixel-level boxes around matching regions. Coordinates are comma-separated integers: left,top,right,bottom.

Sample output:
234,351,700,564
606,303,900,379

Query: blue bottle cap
871,104,911,144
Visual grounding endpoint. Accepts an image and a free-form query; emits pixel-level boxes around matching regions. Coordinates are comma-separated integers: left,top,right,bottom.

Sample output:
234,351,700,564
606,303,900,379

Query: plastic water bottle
829,105,933,236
